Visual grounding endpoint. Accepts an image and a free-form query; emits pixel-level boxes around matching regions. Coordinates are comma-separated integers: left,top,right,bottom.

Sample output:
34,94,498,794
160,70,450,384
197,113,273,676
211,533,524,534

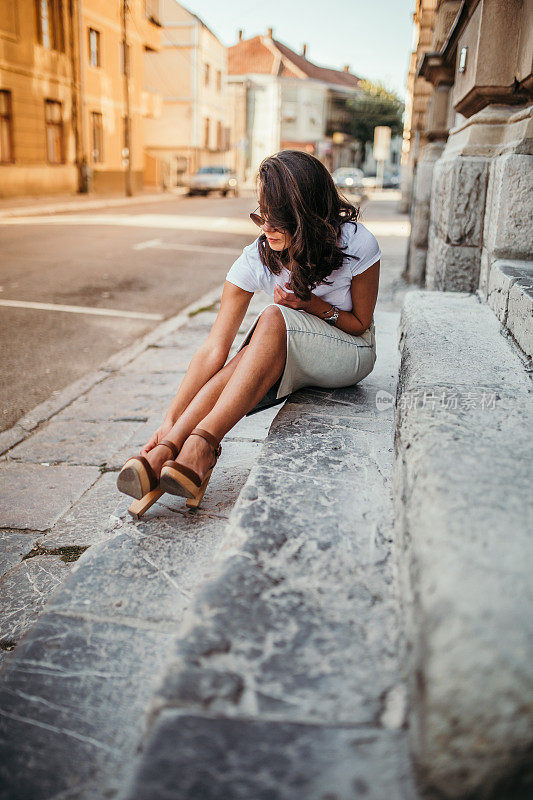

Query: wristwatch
324,305,340,326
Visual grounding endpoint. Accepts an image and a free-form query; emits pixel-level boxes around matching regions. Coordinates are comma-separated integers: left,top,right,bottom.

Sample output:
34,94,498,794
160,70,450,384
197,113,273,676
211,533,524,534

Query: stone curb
392,289,533,799
0,284,225,457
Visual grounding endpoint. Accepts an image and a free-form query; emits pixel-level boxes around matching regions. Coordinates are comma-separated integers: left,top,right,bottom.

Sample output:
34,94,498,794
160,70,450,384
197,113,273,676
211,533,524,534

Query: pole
376,159,384,190
122,0,132,196
73,0,89,191
68,0,82,191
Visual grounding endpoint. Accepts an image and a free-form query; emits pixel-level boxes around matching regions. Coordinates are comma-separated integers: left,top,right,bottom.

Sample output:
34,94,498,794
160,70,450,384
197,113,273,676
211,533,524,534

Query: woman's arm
140,281,253,455
273,260,380,336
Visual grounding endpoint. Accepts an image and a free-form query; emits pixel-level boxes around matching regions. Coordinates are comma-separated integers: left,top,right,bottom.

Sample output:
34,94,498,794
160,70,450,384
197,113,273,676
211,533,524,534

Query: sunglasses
249,207,284,233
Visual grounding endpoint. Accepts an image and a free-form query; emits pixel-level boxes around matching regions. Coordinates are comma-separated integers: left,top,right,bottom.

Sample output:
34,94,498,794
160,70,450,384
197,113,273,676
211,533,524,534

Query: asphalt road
0,193,258,432
0,190,409,433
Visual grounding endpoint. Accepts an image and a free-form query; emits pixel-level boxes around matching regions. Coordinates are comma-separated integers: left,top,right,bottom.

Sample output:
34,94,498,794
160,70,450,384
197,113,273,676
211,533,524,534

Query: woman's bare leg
144,345,248,476
172,305,287,480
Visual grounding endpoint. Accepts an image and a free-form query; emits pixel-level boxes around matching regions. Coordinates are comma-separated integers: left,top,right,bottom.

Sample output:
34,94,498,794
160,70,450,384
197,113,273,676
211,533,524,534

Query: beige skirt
237,303,377,416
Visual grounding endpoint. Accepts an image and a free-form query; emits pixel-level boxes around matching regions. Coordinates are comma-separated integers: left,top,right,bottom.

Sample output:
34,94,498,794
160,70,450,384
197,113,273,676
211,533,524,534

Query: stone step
487,259,533,359
392,290,533,799
117,310,422,800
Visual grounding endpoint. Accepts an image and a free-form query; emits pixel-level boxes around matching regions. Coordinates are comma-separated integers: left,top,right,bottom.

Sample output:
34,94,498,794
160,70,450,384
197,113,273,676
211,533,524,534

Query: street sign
373,126,391,162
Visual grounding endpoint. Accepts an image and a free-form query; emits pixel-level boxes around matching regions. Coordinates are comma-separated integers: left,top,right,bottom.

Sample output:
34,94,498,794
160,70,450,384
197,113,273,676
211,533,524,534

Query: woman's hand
140,419,174,456
273,281,312,311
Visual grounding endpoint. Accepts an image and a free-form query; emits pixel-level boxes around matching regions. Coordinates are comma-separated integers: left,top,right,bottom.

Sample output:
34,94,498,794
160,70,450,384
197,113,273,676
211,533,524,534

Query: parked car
186,166,239,197
331,167,365,191
362,172,400,189
383,172,400,189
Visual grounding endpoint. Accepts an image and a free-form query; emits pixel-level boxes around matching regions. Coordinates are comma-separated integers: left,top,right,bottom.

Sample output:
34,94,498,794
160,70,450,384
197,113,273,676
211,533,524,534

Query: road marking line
0,299,163,320
133,239,242,256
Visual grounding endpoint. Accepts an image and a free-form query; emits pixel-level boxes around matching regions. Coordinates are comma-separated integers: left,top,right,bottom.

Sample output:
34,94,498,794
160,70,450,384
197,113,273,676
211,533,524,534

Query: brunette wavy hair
256,150,360,301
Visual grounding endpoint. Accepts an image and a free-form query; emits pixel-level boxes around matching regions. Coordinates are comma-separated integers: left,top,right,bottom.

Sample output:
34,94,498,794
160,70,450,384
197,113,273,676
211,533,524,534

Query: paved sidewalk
0,188,187,218
0,286,278,658
0,287,285,798
0,186,259,219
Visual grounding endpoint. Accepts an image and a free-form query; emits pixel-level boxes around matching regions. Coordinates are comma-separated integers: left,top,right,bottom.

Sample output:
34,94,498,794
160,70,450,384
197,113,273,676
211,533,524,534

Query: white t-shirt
225,220,381,313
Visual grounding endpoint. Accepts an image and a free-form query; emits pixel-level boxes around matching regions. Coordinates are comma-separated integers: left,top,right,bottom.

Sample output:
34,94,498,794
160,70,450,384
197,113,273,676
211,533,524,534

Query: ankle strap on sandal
159,439,179,460
190,427,222,458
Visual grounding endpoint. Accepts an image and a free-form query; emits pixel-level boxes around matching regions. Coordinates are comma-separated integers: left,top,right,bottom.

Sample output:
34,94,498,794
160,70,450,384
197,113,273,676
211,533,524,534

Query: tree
347,80,404,167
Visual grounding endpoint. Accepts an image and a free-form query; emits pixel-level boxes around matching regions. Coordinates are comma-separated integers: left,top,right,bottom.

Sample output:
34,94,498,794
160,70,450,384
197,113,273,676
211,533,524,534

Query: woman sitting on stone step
117,149,381,515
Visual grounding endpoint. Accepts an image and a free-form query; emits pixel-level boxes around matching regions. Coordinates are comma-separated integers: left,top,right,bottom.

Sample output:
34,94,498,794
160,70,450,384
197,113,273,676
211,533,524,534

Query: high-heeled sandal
159,427,222,509
116,439,179,519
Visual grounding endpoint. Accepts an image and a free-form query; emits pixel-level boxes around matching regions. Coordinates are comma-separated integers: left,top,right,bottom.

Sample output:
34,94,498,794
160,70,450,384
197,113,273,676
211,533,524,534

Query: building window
120,39,130,75
216,70,222,92
88,28,101,68
45,99,63,164
204,117,210,148
91,112,103,163
122,115,131,161
216,120,222,150
204,63,210,87
0,91,14,163
36,0,64,51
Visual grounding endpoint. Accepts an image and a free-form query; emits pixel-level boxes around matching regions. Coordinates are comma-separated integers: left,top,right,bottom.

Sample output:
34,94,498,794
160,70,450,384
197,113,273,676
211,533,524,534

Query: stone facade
406,141,445,283
403,0,533,360
399,0,438,214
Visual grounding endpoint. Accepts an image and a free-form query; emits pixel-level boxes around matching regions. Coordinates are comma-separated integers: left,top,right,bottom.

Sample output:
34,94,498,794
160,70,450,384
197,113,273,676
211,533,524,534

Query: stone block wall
481,114,533,359
422,104,533,360
487,261,533,359
425,153,489,290
483,152,533,263
405,142,445,284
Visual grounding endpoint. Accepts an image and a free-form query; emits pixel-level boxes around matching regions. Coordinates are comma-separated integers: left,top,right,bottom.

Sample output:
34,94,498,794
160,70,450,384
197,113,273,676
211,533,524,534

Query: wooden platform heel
116,439,179,519
127,487,164,520
159,427,222,509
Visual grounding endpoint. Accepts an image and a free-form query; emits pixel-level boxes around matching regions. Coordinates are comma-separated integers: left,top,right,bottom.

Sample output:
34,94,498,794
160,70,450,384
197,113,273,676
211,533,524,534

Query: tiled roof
274,40,361,88
228,36,277,75
228,35,361,89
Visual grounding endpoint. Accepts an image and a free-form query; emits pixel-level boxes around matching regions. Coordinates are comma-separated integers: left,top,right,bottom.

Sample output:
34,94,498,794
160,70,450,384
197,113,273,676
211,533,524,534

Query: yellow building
143,0,230,187
0,0,77,196
0,0,161,197
81,0,161,192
